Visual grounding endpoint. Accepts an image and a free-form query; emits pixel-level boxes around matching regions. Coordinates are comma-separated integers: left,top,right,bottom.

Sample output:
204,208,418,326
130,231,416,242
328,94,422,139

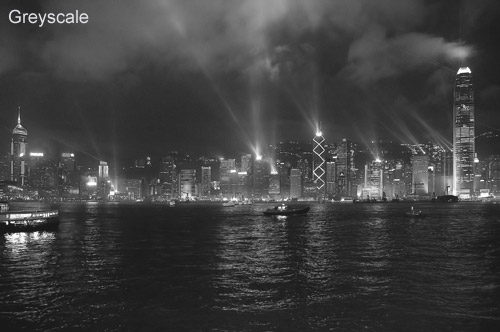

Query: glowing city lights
453,67,475,197
313,126,326,193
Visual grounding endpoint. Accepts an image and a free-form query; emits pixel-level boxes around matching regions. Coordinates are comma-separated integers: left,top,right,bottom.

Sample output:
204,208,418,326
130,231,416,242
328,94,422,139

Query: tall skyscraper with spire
312,124,325,196
10,108,28,186
453,67,475,197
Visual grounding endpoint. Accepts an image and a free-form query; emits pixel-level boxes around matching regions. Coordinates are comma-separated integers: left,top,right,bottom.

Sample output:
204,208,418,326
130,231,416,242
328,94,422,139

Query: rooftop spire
12,106,27,136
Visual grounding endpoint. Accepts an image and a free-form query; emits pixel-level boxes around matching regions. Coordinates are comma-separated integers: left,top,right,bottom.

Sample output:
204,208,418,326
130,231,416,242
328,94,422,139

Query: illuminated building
363,159,383,200
268,172,280,196
201,166,211,198
412,154,429,195
277,162,289,198
485,155,500,193
28,152,45,188
252,157,270,198
326,161,336,197
219,159,236,197
312,127,325,196
85,176,98,187
238,154,252,198
98,161,109,179
384,160,406,199
240,154,252,173
179,169,197,199
28,152,57,196
297,153,312,182
236,171,250,199
290,168,302,199
453,67,475,197
10,108,28,186
0,155,9,181
97,161,110,199
433,149,453,196
59,153,76,197
159,156,177,198
336,138,355,197
115,178,142,200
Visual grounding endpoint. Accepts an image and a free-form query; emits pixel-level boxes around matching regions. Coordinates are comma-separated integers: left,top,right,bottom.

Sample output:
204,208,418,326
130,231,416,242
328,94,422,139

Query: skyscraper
412,154,429,195
290,168,302,199
179,169,197,199
326,161,336,197
240,154,252,173
453,67,475,197
312,126,325,196
252,157,269,198
336,138,355,197
159,155,177,198
59,153,76,197
219,158,236,197
201,166,211,198
10,108,28,186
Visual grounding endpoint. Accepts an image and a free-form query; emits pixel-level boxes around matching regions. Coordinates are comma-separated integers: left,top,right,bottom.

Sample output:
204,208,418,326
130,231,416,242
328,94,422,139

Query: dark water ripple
1,202,500,331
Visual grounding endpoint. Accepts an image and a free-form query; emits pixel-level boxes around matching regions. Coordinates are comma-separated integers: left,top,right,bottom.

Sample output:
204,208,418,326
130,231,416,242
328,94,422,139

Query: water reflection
1,202,499,331
3,231,56,256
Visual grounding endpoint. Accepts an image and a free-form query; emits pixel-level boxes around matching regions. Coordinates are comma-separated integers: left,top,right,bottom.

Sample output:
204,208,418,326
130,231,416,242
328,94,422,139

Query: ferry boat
0,201,59,233
263,204,310,216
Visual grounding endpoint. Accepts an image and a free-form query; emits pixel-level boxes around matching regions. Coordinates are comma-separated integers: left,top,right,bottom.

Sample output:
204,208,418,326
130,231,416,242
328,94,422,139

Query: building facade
336,138,355,197
453,67,475,197
179,169,197,199
10,109,28,186
312,128,325,196
412,154,430,196
290,168,302,199
200,166,211,198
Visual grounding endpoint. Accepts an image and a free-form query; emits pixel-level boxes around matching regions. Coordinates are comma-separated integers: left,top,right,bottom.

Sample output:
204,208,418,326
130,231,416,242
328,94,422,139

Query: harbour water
1,202,499,331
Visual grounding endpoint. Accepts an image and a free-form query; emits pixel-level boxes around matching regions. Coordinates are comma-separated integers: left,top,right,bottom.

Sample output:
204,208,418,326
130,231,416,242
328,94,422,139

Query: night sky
1,0,500,165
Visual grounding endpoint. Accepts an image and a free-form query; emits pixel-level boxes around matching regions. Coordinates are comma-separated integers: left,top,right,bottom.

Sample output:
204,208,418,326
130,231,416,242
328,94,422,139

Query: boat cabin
0,201,9,212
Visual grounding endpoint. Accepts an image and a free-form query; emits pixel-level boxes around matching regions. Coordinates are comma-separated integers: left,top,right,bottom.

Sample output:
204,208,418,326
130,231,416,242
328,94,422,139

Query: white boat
222,201,236,207
0,201,59,233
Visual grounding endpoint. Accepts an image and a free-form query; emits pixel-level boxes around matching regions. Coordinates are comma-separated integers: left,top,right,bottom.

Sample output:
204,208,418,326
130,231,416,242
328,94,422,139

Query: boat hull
0,210,60,234
263,206,310,216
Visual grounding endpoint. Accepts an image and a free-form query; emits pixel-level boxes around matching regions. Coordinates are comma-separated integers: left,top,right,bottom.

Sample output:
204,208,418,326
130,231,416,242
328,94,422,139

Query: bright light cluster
313,132,325,191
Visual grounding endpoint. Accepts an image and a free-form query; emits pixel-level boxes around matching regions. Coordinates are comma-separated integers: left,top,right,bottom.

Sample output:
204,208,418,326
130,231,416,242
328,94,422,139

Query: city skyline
1,1,500,163
3,105,500,202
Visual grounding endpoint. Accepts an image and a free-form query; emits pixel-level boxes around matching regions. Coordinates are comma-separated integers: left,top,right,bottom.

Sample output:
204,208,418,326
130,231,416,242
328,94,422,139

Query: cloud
0,47,17,76
342,26,476,84
38,0,295,80
27,0,429,81
0,0,475,89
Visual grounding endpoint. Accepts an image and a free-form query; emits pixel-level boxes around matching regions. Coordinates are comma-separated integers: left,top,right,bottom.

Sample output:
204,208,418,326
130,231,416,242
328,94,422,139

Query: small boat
169,200,176,207
0,201,59,233
222,201,236,207
406,206,425,218
263,204,310,216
